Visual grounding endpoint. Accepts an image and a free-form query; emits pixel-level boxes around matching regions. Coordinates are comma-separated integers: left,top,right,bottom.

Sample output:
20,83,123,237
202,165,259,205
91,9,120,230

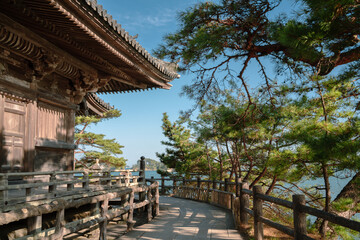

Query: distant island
131,158,168,171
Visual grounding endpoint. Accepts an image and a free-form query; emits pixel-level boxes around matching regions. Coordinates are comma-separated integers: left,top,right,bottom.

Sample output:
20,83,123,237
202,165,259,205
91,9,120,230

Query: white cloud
116,8,176,30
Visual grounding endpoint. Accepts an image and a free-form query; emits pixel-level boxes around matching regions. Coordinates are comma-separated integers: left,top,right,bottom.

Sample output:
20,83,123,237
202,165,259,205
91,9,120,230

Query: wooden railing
0,169,159,239
154,177,360,240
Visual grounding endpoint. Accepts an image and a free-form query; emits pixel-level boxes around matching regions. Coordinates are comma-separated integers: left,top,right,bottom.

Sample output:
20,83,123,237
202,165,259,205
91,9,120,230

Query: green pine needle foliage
75,109,126,169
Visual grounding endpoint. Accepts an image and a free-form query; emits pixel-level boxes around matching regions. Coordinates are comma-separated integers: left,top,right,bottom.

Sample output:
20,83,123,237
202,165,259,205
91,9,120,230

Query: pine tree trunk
332,171,360,218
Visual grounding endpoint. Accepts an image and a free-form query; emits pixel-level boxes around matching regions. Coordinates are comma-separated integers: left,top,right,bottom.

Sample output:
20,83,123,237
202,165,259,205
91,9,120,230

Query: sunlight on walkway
119,196,245,240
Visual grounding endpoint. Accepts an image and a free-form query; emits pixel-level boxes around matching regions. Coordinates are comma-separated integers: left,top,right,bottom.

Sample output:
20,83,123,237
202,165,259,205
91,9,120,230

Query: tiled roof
84,0,180,79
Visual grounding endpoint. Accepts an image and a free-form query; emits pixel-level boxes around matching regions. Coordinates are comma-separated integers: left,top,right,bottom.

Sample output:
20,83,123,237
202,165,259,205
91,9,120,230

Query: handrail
0,160,156,239
153,176,360,239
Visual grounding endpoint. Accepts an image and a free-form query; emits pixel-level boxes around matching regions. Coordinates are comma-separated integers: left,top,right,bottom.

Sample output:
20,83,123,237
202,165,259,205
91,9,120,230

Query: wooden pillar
182,177,186,186
127,190,135,231
293,194,307,239
27,215,42,235
147,187,153,222
240,182,249,224
54,208,65,239
99,198,109,240
253,185,264,240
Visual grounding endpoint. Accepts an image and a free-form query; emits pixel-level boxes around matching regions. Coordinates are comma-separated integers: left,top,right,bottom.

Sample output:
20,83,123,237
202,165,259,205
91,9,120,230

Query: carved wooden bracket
72,72,111,104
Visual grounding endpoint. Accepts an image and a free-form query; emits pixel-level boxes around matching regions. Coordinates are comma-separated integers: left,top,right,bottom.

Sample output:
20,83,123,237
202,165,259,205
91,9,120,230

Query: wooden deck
116,196,246,240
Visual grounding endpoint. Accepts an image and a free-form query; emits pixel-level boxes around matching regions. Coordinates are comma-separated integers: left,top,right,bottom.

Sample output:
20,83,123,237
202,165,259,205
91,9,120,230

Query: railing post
127,190,135,231
147,187,153,222
82,172,89,190
155,182,160,216
240,182,249,224
106,171,111,187
161,176,165,195
212,179,217,190
49,172,57,195
182,177,186,186
99,198,109,240
0,174,8,207
253,185,264,240
196,176,201,200
173,177,177,195
67,173,74,191
139,156,146,184
125,171,130,186
236,177,241,197
54,208,65,238
27,215,42,235
224,178,229,192
293,194,307,239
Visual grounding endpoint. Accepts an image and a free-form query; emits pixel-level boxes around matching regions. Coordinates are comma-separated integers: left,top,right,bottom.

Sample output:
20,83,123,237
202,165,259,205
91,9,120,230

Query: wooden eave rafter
0,0,178,94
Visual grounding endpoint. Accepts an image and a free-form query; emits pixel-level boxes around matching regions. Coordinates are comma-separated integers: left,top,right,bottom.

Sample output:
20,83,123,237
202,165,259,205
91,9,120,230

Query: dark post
139,157,146,212
197,176,201,188
139,156,146,184
293,194,307,239
0,174,8,207
106,171,111,187
173,177,177,195
212,179,217,190
236,177,241,197
67,173,74,191
253,185,264,240
240,182,249,224
49,172,56,194
196,176,201,200
82,172,89,190
182,177,186,185
161,176,165,195
224,178,229,192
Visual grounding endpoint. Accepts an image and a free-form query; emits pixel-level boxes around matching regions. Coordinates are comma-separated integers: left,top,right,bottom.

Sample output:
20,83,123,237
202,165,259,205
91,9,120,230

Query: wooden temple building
0,0,175,239
0,0,179,173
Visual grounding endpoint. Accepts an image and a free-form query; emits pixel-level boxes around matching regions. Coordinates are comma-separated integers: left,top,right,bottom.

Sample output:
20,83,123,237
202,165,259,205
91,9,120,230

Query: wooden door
2,98,26,172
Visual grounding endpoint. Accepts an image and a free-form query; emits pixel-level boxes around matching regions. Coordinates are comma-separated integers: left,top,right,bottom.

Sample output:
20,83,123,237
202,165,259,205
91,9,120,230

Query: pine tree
156,113,213,176
75,109,126,169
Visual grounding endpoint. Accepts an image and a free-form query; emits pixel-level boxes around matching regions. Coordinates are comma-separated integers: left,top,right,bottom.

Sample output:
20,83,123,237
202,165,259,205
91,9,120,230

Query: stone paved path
117,196,245,240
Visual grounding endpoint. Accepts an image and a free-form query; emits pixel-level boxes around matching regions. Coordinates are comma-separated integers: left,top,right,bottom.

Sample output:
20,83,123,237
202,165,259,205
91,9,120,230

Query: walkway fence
148,176,360,240
0,158,159,240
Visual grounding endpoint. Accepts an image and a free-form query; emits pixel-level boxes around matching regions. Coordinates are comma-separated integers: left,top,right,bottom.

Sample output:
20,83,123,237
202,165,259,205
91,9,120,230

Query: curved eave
0,0,179,93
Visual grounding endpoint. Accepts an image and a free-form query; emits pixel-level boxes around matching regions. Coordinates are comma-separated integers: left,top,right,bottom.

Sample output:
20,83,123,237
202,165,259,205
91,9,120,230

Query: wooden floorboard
116,196,246,240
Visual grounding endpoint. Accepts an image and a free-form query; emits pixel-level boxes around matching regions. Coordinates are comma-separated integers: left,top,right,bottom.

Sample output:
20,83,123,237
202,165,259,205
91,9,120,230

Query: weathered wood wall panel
37,102,68,142
1,96,27,172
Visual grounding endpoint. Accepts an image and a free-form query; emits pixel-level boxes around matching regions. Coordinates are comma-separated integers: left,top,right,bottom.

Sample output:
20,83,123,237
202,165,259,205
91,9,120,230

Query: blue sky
91,0,298,167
